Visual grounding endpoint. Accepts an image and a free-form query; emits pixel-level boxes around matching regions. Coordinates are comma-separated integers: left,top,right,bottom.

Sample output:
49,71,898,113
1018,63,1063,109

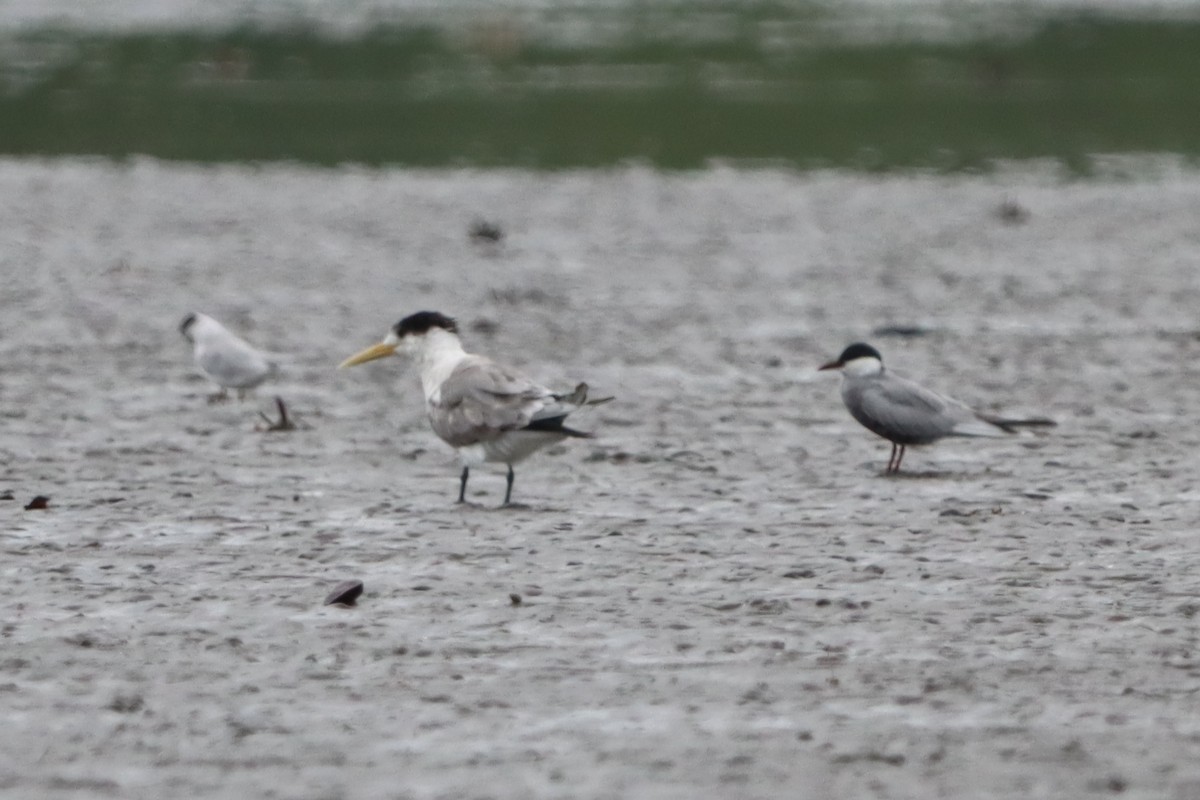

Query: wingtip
984,415,1058,433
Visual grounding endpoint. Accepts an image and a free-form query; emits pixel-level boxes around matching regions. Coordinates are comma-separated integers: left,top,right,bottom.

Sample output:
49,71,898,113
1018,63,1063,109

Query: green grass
2,8,1199,171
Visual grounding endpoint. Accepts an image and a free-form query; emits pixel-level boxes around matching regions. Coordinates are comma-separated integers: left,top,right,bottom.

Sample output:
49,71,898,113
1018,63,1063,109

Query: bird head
819,342,884,377
340,311,459,367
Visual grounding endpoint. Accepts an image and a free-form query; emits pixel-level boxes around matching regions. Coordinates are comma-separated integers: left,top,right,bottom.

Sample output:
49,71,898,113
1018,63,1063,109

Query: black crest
179,312,198,336
394,311,458,337
837,342,883,363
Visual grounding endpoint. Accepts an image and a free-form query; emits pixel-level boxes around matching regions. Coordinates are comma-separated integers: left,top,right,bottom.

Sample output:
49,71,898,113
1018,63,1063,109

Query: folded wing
848,374,1004,445
429,357,586,447
197,338,274,389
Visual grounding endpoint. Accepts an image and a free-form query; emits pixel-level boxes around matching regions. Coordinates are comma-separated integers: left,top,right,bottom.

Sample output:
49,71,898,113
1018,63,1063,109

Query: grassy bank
2,7,1199,170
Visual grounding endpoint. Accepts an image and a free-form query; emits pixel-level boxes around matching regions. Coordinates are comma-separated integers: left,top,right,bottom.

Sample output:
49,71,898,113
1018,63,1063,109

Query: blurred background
1,0,1198,172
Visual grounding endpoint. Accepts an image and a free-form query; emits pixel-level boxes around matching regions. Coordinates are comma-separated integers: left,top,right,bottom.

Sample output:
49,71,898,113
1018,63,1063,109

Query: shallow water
3,157,1200,798
6,5,1200,170
6,0,1192,33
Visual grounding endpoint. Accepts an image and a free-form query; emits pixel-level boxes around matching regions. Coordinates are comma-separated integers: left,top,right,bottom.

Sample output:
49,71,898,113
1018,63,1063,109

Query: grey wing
847,374,974,445
429,358,557,446
196,339,272,388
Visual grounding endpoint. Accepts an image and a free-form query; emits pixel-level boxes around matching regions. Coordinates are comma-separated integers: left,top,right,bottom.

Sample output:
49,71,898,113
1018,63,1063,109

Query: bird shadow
882,469,959,480
456,500,563,513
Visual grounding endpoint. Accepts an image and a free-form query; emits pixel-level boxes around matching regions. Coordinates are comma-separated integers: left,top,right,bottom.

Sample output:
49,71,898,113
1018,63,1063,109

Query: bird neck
415,329,468,398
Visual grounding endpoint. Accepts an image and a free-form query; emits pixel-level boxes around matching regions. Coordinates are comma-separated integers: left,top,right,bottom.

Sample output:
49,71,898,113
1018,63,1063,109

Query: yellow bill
339,341,398,368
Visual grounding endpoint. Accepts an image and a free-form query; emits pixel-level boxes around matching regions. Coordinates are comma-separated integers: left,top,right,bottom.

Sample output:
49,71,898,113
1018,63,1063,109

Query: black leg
894,445,906,473
886,443,898,474
458,466,469,503
503,465,515,506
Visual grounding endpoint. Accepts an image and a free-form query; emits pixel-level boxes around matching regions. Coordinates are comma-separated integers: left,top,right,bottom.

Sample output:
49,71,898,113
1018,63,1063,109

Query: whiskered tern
180,312,276,401
819,343,1054,474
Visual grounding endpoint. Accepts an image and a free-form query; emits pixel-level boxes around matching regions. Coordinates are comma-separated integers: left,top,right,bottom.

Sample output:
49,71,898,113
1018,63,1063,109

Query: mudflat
3,158,1199,799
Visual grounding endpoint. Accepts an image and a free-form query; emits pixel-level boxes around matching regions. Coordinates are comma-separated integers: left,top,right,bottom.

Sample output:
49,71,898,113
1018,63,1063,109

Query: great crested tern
340,311,603,505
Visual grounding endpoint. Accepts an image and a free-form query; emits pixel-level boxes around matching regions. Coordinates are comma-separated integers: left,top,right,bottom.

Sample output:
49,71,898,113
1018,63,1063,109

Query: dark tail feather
982,415,1057,434
523,415,594,438
532,383,609,439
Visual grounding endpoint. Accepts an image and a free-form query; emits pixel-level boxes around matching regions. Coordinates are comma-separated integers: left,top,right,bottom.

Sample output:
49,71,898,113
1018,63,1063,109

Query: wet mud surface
3,158,1200,798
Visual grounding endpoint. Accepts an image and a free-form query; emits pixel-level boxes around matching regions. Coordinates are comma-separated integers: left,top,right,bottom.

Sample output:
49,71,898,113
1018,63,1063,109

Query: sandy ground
3,157,1200,799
